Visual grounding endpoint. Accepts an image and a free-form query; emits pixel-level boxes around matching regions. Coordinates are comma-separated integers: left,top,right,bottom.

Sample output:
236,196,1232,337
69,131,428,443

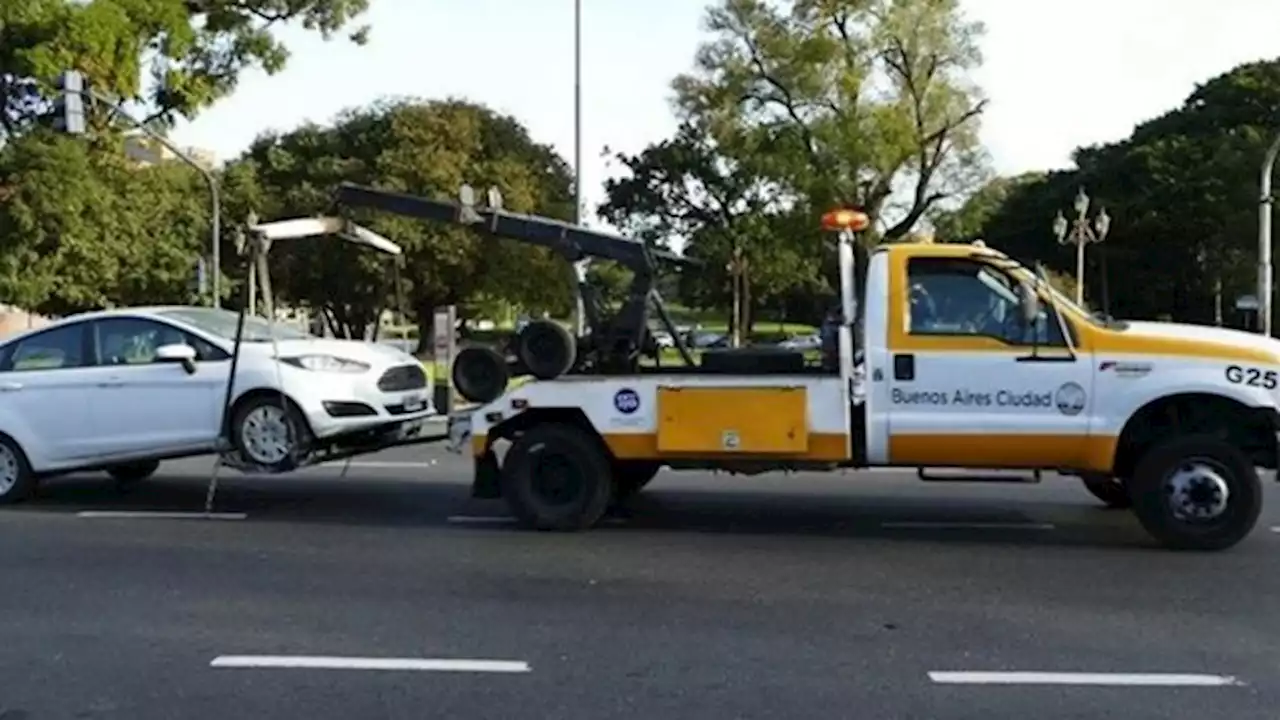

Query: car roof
0,305,208,346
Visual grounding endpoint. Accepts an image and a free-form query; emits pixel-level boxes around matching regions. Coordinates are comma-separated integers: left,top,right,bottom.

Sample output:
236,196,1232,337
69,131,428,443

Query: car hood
244,338,421,367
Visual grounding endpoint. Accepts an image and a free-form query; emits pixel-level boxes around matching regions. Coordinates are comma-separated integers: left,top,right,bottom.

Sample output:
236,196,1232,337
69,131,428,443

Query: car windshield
156,308,315,342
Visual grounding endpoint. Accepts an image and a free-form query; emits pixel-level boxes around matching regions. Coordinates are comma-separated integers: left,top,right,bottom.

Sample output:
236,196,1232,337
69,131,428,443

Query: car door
0,321,99,463
884,256,1095,470
85,317,228,457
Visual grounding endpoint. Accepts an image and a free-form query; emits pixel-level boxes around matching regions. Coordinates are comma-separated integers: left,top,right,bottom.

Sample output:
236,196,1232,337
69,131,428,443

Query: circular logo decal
613,388,640,415
1054,382,1086,416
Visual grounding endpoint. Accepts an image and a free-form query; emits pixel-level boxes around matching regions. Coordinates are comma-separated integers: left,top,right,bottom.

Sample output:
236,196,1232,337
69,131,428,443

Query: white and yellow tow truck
334,183,1280,551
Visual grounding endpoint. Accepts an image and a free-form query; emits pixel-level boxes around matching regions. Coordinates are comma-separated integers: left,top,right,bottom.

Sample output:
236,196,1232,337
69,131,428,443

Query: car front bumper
289,364,436,440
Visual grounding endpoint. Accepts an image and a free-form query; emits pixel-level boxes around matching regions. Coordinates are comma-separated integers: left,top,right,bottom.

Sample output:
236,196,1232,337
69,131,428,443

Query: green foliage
970,59,1280,324
230,99,577,340
1,0,369,137
672,0,989,238
0,130,209,315
600,120,823,331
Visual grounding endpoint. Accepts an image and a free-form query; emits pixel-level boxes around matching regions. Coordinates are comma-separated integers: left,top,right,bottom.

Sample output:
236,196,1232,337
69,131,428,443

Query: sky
170,0,1280,227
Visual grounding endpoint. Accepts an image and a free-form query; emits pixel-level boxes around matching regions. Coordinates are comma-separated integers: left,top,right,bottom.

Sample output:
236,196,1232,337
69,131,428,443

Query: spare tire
517,320,576,380
452,346,510,404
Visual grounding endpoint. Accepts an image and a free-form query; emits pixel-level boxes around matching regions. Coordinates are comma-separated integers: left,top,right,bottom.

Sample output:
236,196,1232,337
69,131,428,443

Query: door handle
893,354,915,381
0,381,22,392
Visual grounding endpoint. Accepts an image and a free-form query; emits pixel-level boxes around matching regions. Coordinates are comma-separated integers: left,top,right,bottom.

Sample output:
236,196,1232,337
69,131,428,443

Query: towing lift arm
331,182,701,371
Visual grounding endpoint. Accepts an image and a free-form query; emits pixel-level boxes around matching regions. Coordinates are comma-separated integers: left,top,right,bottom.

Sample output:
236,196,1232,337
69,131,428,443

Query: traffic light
52,70,85,134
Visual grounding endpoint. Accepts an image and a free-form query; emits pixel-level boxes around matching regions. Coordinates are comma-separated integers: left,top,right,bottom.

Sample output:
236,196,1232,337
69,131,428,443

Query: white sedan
0,306,435,502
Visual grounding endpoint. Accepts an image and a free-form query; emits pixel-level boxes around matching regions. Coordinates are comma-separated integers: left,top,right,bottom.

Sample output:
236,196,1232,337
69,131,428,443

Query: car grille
377,364,427,392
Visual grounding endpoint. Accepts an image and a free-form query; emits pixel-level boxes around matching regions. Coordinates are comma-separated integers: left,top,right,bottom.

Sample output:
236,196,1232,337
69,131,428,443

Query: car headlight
281,355,371,373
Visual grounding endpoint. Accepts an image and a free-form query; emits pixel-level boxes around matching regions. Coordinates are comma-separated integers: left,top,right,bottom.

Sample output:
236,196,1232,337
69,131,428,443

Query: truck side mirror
1017,282,1040,325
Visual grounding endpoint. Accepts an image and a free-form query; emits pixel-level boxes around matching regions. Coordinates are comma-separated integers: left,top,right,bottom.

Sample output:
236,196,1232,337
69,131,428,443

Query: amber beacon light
820,208,870,232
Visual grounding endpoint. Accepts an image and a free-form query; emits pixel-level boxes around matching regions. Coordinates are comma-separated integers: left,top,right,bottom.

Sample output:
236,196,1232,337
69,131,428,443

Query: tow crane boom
332,182,702,373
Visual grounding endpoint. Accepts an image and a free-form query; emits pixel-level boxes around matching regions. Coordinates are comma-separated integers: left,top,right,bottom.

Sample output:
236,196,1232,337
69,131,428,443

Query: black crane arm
332,182,699,272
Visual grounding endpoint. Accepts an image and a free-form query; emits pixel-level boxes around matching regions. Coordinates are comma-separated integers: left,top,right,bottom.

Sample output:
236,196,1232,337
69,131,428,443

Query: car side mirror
156,343,198,375
1017,282,1040,325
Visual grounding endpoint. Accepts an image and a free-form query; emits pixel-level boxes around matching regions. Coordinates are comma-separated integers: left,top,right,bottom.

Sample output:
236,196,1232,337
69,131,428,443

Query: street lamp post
570,0,589,338
1257,131,1280,335
1052,187,1111,307
52,70,222,308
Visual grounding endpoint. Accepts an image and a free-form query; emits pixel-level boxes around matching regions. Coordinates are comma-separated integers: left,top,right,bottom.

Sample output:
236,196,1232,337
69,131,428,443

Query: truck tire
612,461,662,502
1080,473,1132,509
500,423,613,531
516,320,576,380
1128,435,1262,551
452,346,510,404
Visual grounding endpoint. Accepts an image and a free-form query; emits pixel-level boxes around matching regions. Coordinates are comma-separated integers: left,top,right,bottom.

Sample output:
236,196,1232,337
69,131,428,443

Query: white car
0,305,435,502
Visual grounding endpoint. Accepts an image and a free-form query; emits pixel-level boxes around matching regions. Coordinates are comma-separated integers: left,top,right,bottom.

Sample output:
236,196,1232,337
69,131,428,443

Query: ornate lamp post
1053,187,1111,307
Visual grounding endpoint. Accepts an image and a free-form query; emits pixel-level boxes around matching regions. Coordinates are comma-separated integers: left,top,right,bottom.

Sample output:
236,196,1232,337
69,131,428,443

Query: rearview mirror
1017,282,1040,324
156,343,198,375
156,343,196,362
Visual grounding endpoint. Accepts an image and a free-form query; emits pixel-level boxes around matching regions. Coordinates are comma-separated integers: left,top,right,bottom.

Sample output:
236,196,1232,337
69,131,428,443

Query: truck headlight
281,355,371,373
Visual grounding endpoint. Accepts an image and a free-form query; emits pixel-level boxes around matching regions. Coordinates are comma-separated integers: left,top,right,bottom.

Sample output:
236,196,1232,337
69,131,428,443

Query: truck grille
377,364,427,392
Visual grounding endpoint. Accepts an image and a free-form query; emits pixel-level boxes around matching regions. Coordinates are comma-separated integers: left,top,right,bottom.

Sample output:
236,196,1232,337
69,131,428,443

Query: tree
974,59,1280,325
233,99,576,345
929,172,1044,242
672,0,989,241
1,0,370,138
0,130,211,315
599,121,821,340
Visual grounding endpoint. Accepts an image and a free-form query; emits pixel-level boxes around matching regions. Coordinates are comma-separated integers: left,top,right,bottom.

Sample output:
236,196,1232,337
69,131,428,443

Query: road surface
1,447,1278,719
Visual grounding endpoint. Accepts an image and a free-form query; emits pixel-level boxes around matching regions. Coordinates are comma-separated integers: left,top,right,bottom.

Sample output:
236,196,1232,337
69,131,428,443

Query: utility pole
1052,187,1111,307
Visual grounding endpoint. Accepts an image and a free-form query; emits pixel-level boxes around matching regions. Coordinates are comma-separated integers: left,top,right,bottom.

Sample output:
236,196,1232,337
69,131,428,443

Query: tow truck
332,184,1280,552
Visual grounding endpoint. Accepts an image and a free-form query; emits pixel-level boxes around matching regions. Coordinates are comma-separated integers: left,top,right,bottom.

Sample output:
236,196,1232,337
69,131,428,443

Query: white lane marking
77,511,247,520
319,461,437,469
210,656,530,673
928,671,1243,687
881,521,1055,531
447,515,517,525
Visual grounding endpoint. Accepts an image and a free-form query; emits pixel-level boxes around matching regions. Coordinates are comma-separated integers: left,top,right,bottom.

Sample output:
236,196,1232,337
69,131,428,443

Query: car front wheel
0,435,36,505
231,395,311,473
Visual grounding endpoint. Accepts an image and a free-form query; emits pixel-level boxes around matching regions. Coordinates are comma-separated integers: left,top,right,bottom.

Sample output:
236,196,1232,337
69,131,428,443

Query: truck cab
857,241,1280,475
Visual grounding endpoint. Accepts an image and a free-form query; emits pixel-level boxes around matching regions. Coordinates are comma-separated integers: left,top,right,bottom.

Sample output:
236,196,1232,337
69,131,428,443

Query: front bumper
291,365,436,440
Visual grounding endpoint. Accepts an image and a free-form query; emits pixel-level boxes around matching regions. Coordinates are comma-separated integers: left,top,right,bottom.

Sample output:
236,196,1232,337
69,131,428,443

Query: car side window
94,318,192,366
1,324,88,371
905,258,1065,346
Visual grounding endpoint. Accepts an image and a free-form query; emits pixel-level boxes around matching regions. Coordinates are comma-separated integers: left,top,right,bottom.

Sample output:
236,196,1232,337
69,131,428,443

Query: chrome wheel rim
0,444,18,495
1164,458,1231,522
240,405,293,465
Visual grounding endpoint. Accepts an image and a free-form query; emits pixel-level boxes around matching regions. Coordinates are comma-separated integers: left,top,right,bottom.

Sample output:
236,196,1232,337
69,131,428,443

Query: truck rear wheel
500,424,613,531
1080,473,1132,509
1129,435,1262,551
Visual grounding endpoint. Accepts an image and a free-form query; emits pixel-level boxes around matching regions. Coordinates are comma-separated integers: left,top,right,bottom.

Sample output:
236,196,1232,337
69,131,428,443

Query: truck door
883,255,1094,470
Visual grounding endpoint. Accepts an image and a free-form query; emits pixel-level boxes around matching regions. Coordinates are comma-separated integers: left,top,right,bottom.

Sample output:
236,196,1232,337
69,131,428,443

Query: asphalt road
2,447,1280,719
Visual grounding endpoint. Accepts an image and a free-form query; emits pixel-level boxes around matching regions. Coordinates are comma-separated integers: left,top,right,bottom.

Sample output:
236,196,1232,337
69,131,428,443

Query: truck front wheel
500,424,613,531
1129,435,1263,551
